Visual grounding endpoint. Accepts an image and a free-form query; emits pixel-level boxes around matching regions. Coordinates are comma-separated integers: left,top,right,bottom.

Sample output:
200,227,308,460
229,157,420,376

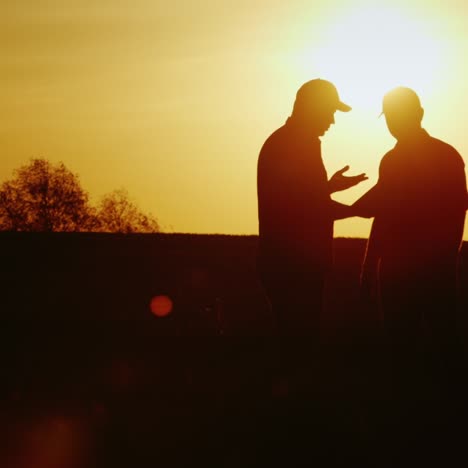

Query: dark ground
1,233,468,467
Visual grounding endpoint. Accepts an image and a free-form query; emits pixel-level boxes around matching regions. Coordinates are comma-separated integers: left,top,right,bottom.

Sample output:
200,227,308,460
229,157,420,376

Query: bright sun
297,5,446,111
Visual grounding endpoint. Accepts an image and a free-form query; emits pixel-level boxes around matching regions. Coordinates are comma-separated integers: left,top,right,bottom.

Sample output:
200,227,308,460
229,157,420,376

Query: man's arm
362,217,383,275
330,200,354,220
331,182,381,220
360,217,383,303
351,184,380,218
352,152,390,218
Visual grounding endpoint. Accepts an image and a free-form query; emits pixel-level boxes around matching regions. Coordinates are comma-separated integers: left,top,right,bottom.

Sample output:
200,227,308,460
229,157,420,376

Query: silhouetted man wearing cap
354,87,467,351
257,79,367,336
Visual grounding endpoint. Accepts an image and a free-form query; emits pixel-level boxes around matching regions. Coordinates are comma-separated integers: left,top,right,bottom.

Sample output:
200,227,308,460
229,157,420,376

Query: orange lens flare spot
150,295,173,317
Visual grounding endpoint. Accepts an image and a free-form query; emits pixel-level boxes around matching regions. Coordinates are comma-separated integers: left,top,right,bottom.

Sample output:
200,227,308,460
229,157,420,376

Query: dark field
1,233,468,467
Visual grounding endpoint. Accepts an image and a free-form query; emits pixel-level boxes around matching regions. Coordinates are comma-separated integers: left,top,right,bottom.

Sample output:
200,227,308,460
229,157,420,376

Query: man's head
291,79,351,136
381,87,424,140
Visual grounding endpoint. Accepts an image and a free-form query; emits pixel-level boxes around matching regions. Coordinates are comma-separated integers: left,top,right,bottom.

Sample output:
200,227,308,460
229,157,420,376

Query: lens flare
150,295,173,317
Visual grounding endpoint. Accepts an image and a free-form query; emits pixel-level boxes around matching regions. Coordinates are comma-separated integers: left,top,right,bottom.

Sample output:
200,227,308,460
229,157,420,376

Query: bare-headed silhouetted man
257,79,367,336
354,87,467,349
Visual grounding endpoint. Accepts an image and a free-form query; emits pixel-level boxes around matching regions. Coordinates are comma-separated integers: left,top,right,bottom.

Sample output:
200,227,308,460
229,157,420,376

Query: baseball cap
295,79,352,112
380,87,422,116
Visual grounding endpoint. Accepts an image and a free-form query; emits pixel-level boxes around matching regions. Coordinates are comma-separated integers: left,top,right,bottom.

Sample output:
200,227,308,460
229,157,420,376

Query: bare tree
96,189,159,233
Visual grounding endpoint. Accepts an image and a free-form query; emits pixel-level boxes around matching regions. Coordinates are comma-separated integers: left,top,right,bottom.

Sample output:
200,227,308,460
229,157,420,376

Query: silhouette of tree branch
0,158,160,233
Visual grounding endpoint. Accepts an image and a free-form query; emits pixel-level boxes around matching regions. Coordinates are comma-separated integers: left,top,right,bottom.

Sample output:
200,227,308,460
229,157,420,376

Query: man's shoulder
258,125,291,173
259,125,289,155
427,134,462,154
379,147,397,168
426,134,465,167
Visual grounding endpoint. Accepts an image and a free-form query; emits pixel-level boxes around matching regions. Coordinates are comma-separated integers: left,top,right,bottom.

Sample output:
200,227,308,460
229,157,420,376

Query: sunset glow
300,5,446,110
1,1,467,238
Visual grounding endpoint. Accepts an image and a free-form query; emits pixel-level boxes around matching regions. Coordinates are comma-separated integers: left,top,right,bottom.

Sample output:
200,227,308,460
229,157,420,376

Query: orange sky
2,0,467,238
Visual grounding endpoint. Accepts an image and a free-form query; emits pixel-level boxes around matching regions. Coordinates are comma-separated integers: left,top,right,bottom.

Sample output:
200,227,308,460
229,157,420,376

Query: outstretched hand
329,165,368,193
